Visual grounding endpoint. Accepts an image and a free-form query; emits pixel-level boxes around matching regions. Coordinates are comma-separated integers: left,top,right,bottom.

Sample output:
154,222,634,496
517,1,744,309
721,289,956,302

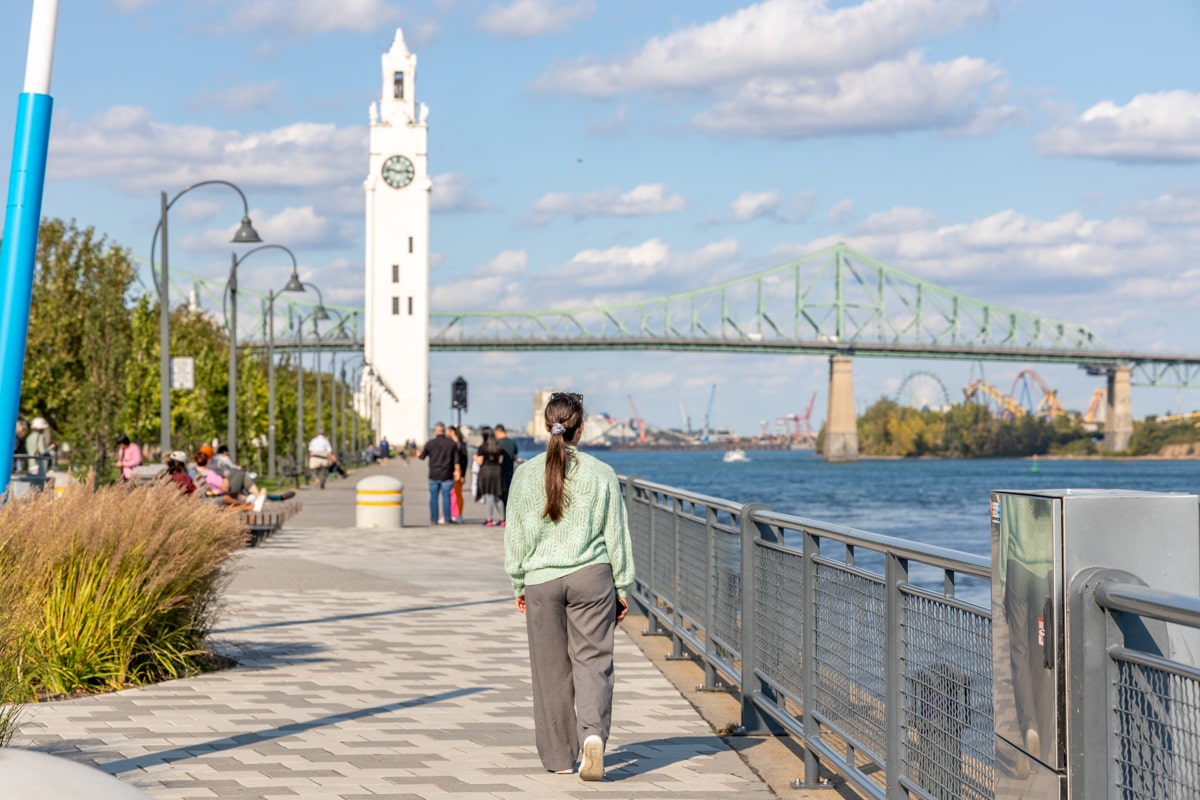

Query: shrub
0,480,247,702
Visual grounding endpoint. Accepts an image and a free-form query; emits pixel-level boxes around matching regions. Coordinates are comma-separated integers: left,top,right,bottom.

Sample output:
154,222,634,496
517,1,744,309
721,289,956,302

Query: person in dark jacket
419,422,458,524
475,426,507,526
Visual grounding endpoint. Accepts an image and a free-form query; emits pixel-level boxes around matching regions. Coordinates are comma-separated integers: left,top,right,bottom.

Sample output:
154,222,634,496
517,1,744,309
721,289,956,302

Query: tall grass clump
0,481,247,703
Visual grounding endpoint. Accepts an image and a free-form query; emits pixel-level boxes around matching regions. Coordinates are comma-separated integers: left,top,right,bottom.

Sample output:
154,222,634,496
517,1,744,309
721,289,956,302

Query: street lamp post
224,244,299,465
292,284,328,469
152,180,260,455
314,309,354,449
264,272,309,478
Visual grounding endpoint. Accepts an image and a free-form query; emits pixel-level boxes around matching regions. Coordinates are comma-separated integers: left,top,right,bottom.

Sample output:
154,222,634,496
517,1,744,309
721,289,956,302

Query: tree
20,220,135,474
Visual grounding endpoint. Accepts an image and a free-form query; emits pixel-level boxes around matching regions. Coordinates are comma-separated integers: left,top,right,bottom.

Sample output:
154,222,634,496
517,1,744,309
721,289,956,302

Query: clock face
381,154,415,189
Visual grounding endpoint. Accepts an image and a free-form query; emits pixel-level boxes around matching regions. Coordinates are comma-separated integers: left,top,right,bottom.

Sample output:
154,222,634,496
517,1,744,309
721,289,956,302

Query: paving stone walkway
10,459,778,799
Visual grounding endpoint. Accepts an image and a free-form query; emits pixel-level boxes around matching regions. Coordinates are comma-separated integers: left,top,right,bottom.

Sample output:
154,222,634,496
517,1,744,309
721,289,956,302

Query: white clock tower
364,29,431,445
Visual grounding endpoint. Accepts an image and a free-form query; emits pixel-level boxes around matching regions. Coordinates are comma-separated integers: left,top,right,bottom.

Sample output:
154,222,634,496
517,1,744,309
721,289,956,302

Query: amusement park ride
898,368,1103,423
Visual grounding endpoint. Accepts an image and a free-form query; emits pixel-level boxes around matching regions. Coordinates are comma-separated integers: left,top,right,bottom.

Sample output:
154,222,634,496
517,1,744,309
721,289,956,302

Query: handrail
754,507,992,579
1095,581,1200,629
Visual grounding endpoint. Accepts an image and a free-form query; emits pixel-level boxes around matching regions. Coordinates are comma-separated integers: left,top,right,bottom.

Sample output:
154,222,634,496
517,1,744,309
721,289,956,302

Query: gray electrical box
991,489,1200,799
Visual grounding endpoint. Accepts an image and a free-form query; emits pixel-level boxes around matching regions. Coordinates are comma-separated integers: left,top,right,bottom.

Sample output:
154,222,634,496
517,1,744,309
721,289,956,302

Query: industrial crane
776,392,817,444
701,384,716,442
627,394,647,444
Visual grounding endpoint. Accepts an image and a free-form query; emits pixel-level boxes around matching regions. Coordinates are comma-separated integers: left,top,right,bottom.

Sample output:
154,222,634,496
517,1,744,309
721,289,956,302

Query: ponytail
542,393,584,521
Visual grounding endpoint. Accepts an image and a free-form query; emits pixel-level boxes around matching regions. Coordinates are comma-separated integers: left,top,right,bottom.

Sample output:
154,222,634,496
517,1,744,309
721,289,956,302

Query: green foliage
0,482,246,700
21,220,136,474
1128,417,1200,456
850,398,1094,458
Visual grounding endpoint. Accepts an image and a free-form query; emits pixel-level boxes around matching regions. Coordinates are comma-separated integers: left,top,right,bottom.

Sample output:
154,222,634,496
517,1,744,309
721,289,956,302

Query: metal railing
1071,571,1200,800
621,475,994,800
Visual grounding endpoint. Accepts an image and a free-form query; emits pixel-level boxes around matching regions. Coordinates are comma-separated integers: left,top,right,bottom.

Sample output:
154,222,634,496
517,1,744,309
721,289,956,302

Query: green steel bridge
239,242,1198,388
426,243,1200,387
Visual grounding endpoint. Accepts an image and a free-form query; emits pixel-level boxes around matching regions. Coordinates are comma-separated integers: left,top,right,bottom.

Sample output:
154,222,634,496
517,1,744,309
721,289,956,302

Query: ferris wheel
896,370,951,411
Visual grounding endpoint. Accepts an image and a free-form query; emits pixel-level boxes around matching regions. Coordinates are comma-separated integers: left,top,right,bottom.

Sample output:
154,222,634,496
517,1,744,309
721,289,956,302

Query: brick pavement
9,458,781,799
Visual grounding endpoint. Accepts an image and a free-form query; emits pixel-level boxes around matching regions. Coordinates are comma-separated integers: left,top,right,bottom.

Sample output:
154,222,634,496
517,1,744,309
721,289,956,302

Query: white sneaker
253,492,267,513
579,735,604,781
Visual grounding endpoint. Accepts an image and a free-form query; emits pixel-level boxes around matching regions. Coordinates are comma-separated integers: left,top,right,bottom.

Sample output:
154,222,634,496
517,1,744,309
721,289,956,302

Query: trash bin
356,475,403,528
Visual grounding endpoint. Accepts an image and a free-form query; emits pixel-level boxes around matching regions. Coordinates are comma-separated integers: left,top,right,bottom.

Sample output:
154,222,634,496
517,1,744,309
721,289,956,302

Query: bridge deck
9,459,822,798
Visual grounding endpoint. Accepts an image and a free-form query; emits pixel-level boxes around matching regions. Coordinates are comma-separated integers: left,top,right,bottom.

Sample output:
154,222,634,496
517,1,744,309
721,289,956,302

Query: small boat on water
723,449,748,463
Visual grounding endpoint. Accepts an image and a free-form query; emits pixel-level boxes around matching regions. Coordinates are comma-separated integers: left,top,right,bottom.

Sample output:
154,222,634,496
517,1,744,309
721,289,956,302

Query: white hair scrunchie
550,423,566,436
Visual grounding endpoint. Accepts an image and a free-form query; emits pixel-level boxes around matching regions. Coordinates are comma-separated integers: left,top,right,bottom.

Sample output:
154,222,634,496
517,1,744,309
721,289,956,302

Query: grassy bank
0,481,247,740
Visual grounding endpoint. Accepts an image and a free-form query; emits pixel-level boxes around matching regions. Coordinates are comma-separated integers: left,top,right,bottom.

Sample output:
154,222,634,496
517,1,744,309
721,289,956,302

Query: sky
3,0,1200,438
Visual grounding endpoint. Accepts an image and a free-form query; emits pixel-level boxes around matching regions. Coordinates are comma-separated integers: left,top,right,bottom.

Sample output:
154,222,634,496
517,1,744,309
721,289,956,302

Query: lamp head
314,304,330,321
282,273,305,292
232,216,262,244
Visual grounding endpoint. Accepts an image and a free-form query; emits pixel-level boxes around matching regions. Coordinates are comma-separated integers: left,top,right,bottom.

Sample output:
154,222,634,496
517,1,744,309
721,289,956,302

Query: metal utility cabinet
990,489,1200,799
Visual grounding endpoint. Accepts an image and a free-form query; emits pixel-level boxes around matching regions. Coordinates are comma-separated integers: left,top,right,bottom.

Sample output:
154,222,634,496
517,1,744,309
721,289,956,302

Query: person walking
474,427,506,526
448,425,468,524
307,430,334,489
503,392,635,781
419,422,456,524
495,423,519,501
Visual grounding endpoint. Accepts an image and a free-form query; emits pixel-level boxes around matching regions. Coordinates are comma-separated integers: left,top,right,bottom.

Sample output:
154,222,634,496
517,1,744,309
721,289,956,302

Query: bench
236,498,303,547
278,458,313,488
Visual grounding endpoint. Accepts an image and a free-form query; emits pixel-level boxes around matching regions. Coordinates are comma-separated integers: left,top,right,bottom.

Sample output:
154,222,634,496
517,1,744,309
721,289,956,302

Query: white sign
171,357,195,390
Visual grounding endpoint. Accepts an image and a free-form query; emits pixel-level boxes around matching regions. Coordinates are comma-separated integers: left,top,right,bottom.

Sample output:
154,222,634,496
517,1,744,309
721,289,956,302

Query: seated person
198,445,294,510
165,450,195,495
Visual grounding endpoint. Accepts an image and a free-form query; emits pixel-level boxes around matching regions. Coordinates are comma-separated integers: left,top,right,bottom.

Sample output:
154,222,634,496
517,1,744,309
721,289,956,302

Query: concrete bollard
0,748,153,798
356,475,403,528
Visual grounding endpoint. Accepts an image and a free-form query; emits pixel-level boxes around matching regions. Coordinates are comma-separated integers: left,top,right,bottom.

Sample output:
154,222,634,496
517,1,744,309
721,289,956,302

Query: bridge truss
174,244,1200,388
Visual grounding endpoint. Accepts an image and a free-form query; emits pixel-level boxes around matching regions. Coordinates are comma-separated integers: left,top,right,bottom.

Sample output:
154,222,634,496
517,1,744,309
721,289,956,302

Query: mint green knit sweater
504,448,636,599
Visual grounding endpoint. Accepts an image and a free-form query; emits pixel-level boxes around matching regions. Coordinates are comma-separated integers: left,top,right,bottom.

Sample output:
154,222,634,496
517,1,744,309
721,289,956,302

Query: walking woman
448,425,468,524
475,426,506,526
503,392,635,781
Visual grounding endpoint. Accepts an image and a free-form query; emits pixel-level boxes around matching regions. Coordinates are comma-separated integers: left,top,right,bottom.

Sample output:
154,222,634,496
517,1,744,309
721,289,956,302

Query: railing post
643,485,668,637
800,527,822,785
701,503,719,689
671,495,686,658
739,502,782,734
885,552,908,799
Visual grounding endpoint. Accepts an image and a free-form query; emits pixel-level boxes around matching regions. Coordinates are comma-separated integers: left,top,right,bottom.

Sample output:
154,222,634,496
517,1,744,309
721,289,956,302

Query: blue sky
4,0,1200,437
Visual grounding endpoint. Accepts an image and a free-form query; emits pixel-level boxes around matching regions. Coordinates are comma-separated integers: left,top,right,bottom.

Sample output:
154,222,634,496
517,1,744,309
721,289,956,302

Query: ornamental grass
0,480,246,713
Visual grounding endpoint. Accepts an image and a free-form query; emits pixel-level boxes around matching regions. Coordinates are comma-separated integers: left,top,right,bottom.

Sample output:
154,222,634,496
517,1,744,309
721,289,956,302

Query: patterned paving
9,463,776,799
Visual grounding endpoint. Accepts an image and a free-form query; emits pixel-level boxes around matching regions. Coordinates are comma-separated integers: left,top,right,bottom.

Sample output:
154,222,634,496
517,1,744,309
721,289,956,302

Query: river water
591,448,1200,604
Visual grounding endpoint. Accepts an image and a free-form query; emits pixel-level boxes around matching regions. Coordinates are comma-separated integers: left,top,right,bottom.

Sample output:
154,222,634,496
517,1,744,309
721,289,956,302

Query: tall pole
0,0,59,494
296,325,304,464
159,190,171,455
314,329,322,435
267,294,277,478
226,252,237,463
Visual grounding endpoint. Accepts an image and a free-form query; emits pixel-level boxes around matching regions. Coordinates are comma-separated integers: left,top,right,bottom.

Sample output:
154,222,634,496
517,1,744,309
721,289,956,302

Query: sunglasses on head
550,392,583,402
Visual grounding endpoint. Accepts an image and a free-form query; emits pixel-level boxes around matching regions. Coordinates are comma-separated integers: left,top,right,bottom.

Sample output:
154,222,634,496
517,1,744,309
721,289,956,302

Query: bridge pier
1103,364,1133,452
823,355,858,461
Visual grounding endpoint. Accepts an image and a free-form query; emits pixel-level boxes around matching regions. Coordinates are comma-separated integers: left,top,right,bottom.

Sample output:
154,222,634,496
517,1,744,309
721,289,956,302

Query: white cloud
180,205,353,252
526,183,687,225
532,0,995,96
431,172,495,213
478,0,596,37
1132,191,1200,226
479,250,528,276
828,198,855,223
1035,91,1200,163
190,81,283,115
212,0,404,35
730,190,783,222
694,52,1010,138
48,106,366,194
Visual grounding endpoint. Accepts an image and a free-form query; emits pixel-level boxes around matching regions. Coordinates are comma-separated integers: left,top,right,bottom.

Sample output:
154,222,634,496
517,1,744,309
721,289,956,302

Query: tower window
393,71,404,99
392,296,400,315
408,236,414,253
408,296,414,316
392,264,399,283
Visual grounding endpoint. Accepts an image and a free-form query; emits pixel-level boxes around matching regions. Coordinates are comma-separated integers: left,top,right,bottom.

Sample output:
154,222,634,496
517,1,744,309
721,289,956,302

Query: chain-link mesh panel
712,524,742,660
650,497,678,609
814,562,887,762
755,543,804,701
628,491,651,594
905,592,994,800
1114,658,1200,799
677,509,708,628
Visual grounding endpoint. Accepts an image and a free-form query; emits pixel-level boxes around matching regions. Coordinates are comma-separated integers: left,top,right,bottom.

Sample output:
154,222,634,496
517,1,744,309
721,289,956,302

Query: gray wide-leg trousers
524,563,617,772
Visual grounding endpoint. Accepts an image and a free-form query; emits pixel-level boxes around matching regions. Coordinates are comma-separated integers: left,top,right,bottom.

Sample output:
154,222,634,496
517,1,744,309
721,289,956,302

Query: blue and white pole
0,0,61,495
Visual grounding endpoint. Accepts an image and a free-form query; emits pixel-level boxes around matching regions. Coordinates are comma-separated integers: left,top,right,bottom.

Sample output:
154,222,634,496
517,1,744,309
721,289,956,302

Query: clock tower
365,28,431,445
